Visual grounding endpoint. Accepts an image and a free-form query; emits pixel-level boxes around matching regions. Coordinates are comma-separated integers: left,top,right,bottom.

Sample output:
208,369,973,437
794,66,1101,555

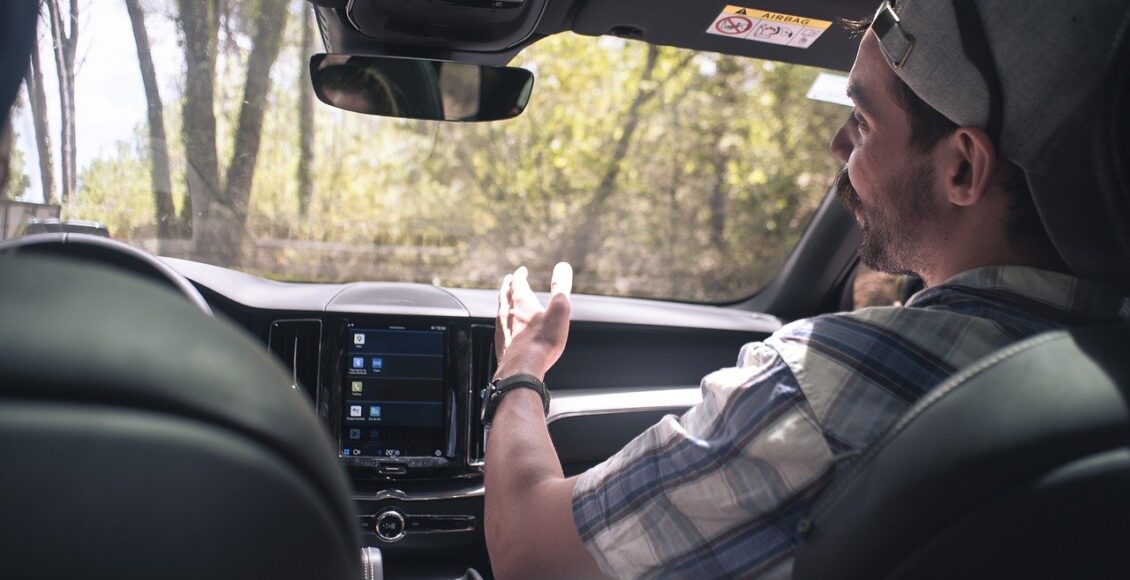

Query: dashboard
166,257,781,576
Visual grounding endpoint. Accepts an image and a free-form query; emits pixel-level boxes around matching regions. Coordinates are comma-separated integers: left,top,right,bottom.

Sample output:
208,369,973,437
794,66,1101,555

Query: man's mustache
835,166,863,217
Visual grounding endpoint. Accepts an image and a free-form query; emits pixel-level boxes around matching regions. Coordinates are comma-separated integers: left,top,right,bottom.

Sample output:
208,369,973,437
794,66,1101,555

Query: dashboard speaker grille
268,319,323,402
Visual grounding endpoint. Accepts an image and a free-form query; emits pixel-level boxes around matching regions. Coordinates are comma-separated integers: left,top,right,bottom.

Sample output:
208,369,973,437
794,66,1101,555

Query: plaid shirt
572,266,1130,579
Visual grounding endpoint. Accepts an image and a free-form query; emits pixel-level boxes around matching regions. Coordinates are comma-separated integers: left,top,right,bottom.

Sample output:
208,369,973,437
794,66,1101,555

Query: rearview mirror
310,54,534,122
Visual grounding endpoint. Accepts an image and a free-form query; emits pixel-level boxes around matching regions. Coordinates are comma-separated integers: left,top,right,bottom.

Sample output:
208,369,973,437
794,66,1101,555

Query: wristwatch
480,373,551,427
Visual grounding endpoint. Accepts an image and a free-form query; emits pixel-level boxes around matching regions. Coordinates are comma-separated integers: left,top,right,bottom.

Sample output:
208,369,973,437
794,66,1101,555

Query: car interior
1,0,1128,579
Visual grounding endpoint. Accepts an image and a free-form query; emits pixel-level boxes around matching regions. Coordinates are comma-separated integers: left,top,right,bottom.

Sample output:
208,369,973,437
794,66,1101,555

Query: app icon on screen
350,405,362,417
354,333,365,346
349,428,361,440
370,405,382,418
352,449,361,455
351,381,363,394
342,448,350,455
371,357,383,370
352,357,364,369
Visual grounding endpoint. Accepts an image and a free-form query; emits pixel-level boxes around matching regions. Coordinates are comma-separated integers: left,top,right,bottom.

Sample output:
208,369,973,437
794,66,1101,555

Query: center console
295,315,494,568
338,322,455,469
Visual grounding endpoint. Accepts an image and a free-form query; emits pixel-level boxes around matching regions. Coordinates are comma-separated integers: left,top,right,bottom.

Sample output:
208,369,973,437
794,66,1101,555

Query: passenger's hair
841,16,1058,259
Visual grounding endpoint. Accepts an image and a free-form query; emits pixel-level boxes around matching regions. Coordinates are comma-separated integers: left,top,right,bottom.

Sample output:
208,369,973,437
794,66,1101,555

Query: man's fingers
550,262,573,297
498,274,513,314
513,266,530,290
546,292,572,325
498,273,512,303
511,265,534,303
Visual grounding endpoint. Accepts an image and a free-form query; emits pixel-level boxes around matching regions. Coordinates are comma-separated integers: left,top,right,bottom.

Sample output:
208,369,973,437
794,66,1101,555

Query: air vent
468,324,496,467
268,319,323,403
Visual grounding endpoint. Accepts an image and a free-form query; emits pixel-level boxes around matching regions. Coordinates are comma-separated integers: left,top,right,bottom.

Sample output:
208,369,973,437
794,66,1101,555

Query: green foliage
3,98,31,200
66,140,155,238
68,1,847,302
3,140,31,200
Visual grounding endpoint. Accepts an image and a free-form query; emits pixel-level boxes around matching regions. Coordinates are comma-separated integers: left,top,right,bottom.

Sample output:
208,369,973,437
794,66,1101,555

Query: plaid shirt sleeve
571,340,836,579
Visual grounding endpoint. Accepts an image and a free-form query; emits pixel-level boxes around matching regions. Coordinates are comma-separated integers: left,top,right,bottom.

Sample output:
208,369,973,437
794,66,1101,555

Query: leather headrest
1035,4,1130,288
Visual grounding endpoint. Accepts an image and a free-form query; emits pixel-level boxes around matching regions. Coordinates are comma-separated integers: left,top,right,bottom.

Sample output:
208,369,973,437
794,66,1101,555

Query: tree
68,25,845,302
25,14,56,205
1,104,32,201
45,0,78,202
561,45,695,278
125,0,181,245
297,3,315,214
176,0,290,266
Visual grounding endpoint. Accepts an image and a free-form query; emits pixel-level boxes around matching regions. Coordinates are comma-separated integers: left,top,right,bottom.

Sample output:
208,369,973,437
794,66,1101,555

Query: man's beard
834,164,941,277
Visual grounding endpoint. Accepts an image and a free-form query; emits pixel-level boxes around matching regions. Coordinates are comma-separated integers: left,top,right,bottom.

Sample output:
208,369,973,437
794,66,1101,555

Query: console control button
479,0,522,8
407,515,476,532
436,516,474,531
378,463,407,475
374,510,407,542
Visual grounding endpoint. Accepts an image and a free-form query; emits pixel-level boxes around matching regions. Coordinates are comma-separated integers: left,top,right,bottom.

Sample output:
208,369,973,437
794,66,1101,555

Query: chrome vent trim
467,324,495,468
267,318,323,404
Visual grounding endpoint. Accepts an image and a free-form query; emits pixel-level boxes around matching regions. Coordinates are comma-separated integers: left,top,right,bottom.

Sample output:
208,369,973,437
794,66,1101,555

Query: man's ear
935,127,998,207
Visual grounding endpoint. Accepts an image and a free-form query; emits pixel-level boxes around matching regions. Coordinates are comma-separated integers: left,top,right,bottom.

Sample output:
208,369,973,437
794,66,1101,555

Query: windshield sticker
707,5,832,49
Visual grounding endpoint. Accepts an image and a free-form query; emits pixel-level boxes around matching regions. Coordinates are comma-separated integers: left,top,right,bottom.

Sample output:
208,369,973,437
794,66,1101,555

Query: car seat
0,254,367,579
0,4,368,577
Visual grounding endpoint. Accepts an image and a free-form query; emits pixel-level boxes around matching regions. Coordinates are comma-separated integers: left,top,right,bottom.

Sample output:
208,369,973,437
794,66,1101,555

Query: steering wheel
0,233,214,316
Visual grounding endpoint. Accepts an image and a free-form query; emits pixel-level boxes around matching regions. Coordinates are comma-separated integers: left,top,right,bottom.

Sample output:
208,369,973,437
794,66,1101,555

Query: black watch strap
480,373,550,427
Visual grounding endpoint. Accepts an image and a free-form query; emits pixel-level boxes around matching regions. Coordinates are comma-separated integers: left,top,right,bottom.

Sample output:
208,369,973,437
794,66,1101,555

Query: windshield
4,1,847,302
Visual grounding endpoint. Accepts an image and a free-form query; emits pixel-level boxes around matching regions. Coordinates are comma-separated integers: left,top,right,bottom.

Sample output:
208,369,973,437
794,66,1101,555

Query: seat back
0,255,361,579
793,327,1130,579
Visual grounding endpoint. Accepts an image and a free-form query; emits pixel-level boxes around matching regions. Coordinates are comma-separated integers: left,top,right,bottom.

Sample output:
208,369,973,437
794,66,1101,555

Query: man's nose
830,116,853,163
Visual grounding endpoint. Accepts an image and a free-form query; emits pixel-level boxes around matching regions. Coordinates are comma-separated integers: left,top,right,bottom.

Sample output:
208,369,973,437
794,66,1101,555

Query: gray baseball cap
870,0,1130,286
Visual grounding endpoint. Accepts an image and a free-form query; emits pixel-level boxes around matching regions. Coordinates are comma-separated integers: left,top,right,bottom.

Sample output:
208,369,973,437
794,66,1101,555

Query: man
483,1,1130,578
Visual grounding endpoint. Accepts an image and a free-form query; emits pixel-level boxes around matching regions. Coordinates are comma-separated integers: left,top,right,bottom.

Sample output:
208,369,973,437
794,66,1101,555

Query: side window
852,265,910,308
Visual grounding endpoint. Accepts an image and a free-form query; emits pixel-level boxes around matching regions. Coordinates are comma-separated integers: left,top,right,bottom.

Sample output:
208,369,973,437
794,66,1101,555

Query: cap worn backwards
871,0,1130,287
875,0,1126,168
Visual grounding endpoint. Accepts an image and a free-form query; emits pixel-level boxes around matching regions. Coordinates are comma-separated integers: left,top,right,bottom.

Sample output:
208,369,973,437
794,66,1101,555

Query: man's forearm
483,389,596,579
484,264,604,579
486,388,563,490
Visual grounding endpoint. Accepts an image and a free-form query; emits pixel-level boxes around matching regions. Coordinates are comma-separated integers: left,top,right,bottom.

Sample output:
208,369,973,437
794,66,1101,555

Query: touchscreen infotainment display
340,325,447,459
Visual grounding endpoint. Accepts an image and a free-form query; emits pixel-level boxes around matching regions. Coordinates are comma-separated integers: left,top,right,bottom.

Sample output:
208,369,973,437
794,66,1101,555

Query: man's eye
852,111,867,129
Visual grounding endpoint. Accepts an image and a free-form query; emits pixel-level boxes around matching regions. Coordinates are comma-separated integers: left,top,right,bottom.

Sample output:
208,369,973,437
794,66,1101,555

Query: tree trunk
179,0,288,267
709,153,727,251
125,0,178,246
221,0,289,218
566,46,668,276
177,0,221,260
297,5,316,215
26,35,56,205
45,0,77,203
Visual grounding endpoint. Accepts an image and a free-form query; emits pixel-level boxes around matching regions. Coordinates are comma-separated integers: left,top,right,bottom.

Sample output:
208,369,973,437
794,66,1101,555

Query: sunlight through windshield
5,0,847,302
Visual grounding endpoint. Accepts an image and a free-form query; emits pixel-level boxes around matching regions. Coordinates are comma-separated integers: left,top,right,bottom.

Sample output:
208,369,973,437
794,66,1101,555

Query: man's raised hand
494,262,573,381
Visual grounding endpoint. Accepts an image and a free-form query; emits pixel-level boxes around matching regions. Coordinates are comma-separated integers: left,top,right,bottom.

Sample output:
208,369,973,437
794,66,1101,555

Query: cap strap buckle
873,0,915,69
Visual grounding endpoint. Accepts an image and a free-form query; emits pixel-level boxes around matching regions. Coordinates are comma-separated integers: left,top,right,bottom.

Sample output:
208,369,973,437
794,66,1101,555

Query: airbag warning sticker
707,5,832,49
